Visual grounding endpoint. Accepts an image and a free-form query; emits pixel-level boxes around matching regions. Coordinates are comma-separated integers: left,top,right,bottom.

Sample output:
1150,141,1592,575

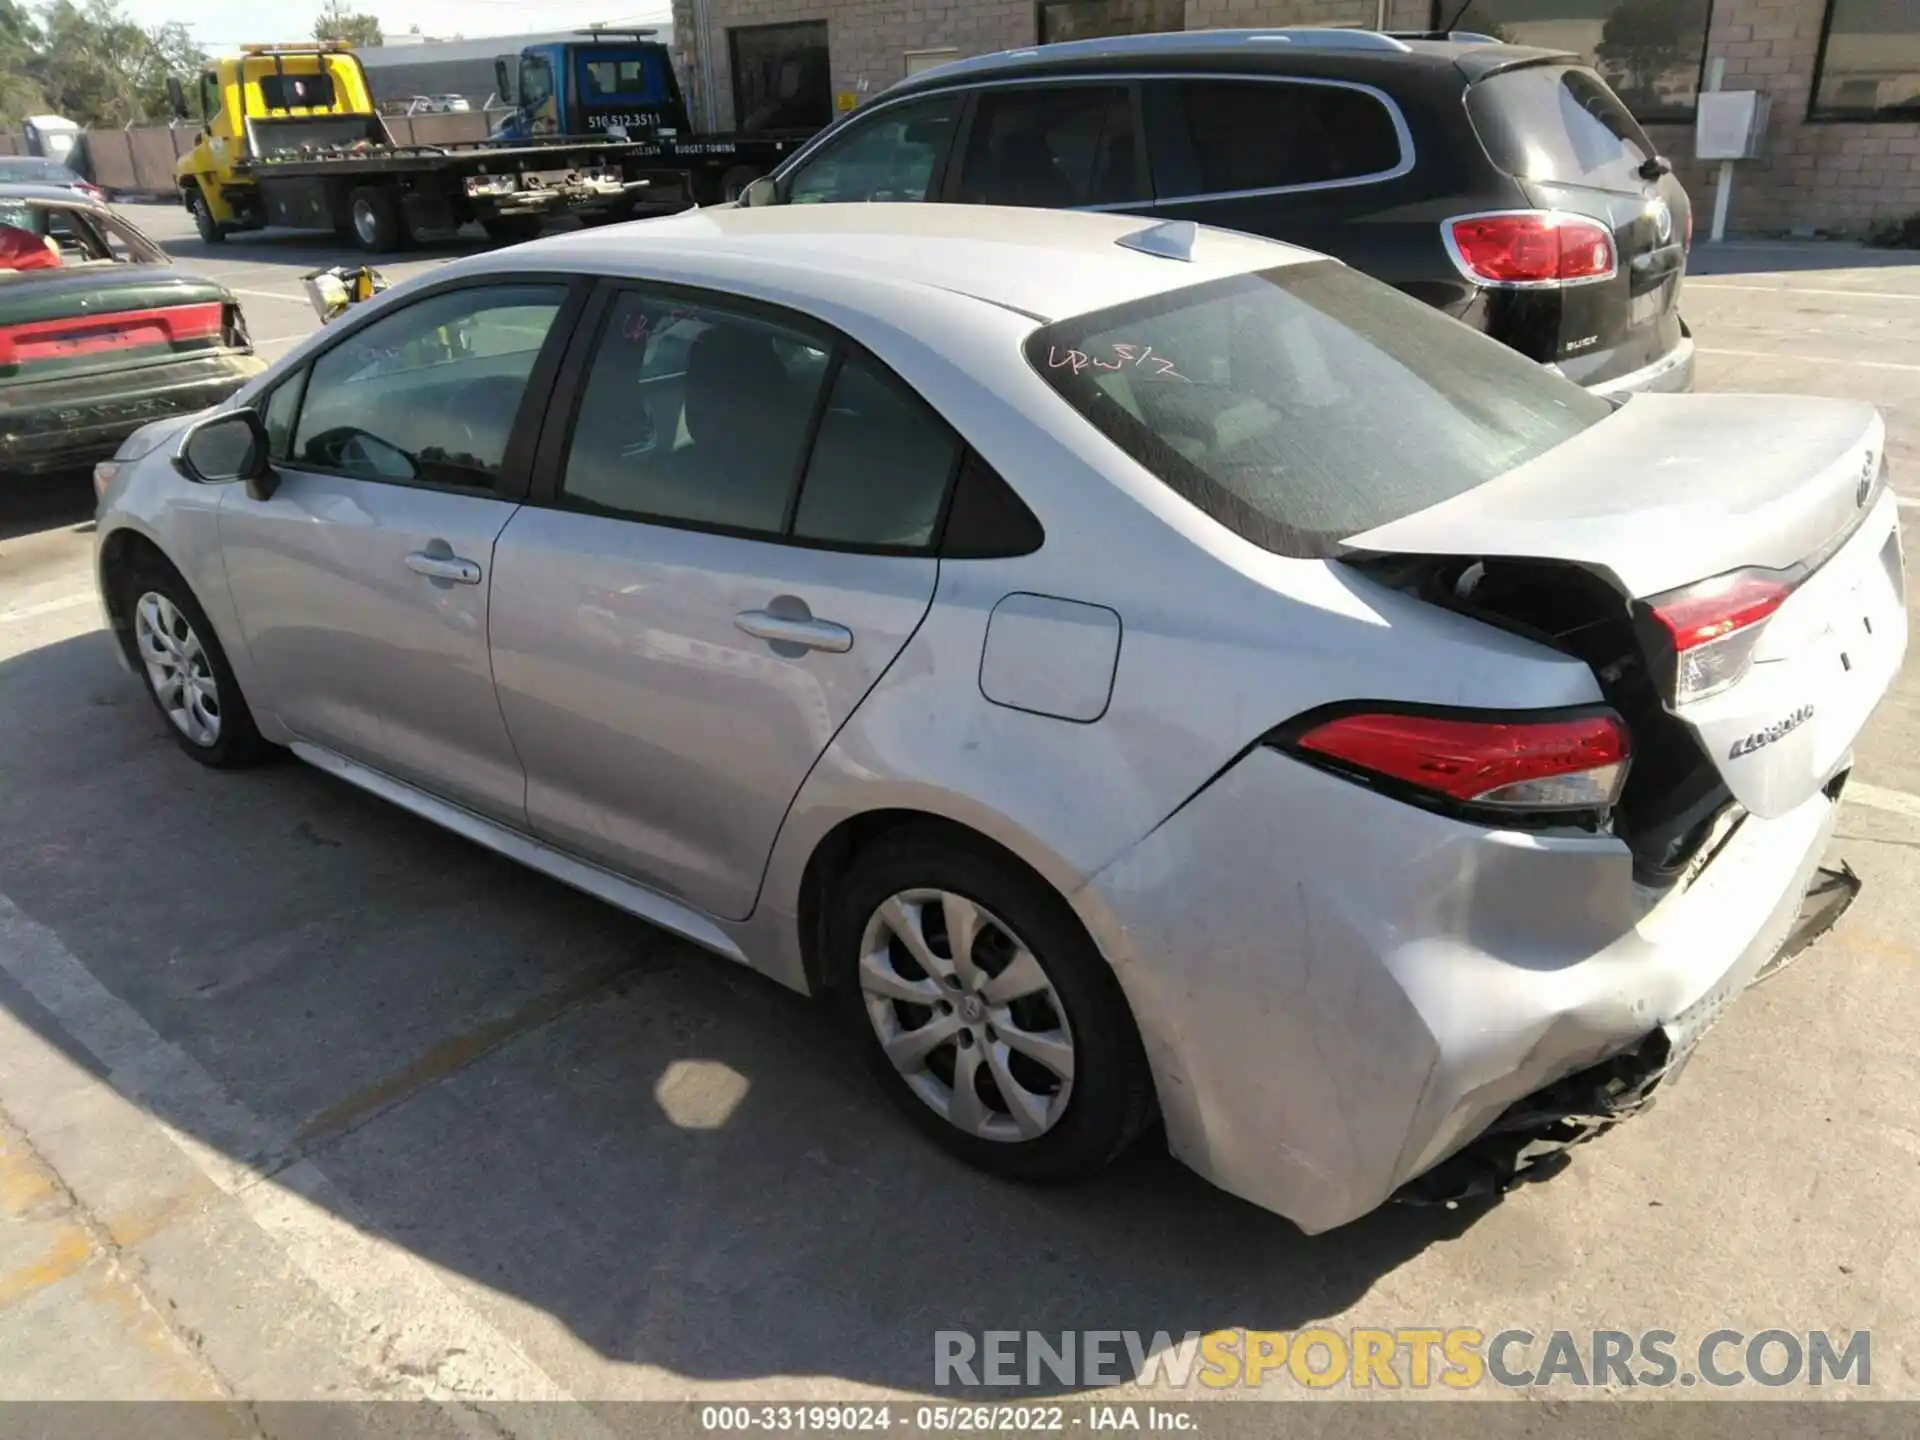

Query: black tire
347,184,406,253
481,215,543,245
721,164,764,204
118,559,271,769
826,825,1156,1183
187,186,226,244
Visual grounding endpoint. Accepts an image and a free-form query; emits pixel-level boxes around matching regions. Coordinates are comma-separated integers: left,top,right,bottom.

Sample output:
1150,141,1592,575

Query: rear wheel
827,827,1155,1182
348,185,406,253
187,186,226,244
481,214,544,245
120,561,270,769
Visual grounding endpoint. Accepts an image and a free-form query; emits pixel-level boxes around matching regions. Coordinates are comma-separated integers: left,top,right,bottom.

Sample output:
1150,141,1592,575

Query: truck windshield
519,55,554,107
576,51,668,104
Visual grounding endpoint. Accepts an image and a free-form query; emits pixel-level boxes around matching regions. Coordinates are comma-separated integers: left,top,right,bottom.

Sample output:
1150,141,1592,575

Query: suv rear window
1467,65,1656,191
1173,80,1403,193
1027,262,1610,559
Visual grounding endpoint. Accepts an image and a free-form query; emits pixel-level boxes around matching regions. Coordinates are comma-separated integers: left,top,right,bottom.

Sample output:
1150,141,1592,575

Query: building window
1434,0,1713,120
1037,0,1185,46
1812,0,1920,119
728,20,832,132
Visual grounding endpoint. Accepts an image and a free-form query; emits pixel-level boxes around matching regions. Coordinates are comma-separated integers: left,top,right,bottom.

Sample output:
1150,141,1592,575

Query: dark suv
741,29,1694,399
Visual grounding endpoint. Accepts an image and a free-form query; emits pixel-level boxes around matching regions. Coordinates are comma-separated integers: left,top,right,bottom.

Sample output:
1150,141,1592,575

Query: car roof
883,27,1575,98
0,181,97,206
481,203,1320,324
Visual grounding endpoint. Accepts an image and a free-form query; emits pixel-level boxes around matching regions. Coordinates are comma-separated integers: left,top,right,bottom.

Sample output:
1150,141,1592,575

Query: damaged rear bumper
1395,860,1857,1207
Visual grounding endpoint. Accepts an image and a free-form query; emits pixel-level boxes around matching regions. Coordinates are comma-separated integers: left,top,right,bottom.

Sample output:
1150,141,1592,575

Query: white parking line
0,593,96,625
1846,782,1920,824
229,287,309,303
1697,347,1920,374
1688,283,1920,304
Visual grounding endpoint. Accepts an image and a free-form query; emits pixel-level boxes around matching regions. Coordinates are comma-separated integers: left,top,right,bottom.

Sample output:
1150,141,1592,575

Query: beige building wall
672,0,1920,234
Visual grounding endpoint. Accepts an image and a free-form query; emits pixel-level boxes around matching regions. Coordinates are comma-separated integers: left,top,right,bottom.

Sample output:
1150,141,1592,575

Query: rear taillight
0,301,224,367
1445,211,1617,287
1647,568,1797,707
1286,708,1631,815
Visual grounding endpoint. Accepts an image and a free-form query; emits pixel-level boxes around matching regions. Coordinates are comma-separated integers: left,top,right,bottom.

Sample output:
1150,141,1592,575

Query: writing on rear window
1046,343,1190,382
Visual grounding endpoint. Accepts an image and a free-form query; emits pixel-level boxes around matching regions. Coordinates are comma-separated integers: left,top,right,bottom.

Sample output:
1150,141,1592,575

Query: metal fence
1,110,513,196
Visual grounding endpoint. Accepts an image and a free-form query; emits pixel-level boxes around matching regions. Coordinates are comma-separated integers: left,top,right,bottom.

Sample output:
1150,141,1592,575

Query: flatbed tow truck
169,35,817,253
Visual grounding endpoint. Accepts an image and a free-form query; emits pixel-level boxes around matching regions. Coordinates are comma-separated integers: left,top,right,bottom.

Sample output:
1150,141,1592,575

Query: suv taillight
1283,708,1631,816
1645,568,1798,707
1445,211,1617,287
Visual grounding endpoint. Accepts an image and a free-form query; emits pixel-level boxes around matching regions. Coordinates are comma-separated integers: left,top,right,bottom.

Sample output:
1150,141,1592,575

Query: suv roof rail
903,26,1414,82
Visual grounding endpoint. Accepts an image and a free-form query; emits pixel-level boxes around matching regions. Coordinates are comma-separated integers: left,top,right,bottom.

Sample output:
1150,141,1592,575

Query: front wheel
187,187,226,244
827,827,1156,1182
121,563,271,768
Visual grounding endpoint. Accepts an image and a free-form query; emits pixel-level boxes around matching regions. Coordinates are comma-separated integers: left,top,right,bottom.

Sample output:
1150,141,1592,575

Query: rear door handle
734,609,853,653
405,550,482,585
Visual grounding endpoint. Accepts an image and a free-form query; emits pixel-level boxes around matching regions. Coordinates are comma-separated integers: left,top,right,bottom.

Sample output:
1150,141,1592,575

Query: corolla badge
1728,705,1814,760
1648,199,1674,244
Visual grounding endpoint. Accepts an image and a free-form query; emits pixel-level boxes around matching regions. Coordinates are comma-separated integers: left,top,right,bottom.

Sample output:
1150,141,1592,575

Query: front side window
290,285,564,489
1441,0,1711,120
784,95,961,204
1812,0,1920,119
1028,262,1610,559
1172,81,1403,194
519,55,555,108
952,85,1144,208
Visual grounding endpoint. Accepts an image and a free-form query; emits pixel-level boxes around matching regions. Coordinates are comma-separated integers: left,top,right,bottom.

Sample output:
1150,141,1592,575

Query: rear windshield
1467,64,1656,191
1027,261,1611,559
258,72,337,110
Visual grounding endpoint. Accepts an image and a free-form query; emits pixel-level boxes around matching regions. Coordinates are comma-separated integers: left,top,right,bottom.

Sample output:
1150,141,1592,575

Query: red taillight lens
1291,709,1631,812
1446,212,1617,286
0,301,225,368
1648,568,1797,706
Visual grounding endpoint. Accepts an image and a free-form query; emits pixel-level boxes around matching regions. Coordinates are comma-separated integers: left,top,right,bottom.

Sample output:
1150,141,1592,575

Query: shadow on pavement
1688,239,1920,278
0,625,1490,1396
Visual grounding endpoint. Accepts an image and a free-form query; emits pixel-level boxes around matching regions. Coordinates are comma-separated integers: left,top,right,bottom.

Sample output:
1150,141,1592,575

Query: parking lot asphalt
3,202,1920,1412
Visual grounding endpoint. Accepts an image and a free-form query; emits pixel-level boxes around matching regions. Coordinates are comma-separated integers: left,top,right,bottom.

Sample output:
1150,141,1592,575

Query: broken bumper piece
1395,861,1861,1208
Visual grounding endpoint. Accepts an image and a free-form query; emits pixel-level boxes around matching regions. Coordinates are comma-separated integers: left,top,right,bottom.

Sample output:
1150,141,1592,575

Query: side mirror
166,76,188,120
175,409,276,499
494,57,517,106
740,175,778,208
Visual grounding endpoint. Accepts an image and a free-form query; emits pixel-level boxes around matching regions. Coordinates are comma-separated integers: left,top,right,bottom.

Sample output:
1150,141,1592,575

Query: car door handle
734,609,853,653
405,551,482,585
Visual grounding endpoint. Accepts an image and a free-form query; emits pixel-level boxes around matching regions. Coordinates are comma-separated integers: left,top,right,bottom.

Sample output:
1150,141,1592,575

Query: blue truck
492,30,819,209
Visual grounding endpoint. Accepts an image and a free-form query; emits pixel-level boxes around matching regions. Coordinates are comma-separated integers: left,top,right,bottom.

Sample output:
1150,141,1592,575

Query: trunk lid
1347,393,1906,820
0,265,238,386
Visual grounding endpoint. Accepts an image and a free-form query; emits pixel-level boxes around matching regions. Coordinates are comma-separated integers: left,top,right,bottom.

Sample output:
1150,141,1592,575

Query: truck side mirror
494,57,517,106
166,76,188,120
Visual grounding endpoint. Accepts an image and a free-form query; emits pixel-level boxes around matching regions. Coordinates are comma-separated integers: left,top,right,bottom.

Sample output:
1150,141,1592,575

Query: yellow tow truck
169,42,656,252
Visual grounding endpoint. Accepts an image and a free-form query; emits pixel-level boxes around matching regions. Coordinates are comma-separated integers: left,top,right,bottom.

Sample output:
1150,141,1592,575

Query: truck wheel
481,216,543,245
348,186,406,253
721,165,765,203
187,188,226,245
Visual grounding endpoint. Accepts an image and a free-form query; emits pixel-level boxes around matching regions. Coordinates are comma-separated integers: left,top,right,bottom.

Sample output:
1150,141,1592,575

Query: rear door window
950,85,1145,208
1466,65,1656,191
1169,80,1404,194
1028,261,1610,558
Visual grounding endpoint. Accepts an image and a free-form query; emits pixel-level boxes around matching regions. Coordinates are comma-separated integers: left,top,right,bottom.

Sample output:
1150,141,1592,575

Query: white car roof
478,204,1324,324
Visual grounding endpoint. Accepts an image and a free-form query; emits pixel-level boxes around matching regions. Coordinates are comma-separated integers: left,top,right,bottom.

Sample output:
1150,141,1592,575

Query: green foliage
0,0,209,126
313,0,382,49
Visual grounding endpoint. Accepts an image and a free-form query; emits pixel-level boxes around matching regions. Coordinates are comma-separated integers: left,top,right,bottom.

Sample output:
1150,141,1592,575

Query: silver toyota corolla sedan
93,206,1906,1233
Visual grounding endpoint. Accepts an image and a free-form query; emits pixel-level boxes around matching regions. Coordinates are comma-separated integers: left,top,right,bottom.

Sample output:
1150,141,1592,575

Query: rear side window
1467,66,1656,191
1027,262,1610,559
1173,81,1403,194
951,85,1144,208
257,72,335,110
